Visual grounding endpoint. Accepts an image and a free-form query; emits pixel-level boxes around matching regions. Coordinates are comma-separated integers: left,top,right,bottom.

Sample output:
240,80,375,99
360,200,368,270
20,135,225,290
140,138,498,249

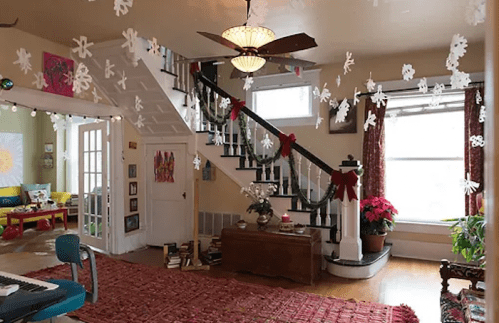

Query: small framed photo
129,182,137,196
44,143,54,153
129,141,137,149
128,164,137,178
130,198,138,212
125,214,139,233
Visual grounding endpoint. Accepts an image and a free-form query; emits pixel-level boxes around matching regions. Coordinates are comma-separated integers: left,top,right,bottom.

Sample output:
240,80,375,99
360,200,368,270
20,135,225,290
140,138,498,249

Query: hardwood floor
0,227,468,323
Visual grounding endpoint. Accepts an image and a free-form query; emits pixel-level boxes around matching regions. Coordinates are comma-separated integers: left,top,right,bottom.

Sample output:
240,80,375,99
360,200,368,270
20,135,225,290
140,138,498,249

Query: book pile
166,253,181,269
164,242,181,269
202,236,222,265
179,242,194,268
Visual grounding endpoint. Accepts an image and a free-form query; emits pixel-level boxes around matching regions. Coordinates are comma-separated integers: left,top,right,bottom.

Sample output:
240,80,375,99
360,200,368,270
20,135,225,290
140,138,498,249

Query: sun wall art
0,132,23,187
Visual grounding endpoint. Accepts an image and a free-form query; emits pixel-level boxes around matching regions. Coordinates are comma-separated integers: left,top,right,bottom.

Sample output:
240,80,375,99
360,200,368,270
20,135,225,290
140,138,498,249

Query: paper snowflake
450,34,468,59
122,28,138,53
313,83,331,103
247,0,268,27
418,78,428,94
368,0,379,7
336,75,341,87
402,64,415,81
243,76,254,91
53,119,66,132
92,87,102,103
463,173,480,195
343,52,354,75
364,110,377,131
329,98,339,109
220,97,230,110
193,154,202,170
63,71,74,85
114,0,133,16
72,36,94,59
335,98,350,123
134,115,145,128
465,0,486,26
32,72,48,89
353,87,361,105
429,83,445,108
446,52,459,71
214,130,223,146
148,37,160,56
50,113,59,123
13,48,32,74
62,151,70,161
433,83,445,96
371,85,388,108
315,113,323,129
246,126,251,140
479,106,486,123
105,59,115,79
261,133,273,149
365,72,376,92
470,135,485,148
476,90,482,105
450,69,471,90
135,95,144,112
73,63,93,94
117,71,127,90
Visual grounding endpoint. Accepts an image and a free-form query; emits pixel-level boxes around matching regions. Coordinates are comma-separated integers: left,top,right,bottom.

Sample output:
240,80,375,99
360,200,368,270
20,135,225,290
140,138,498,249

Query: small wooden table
7,208,68,238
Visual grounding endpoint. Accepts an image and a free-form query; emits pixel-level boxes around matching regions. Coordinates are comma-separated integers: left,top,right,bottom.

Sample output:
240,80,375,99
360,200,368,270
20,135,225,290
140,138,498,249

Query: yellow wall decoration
0,132,23,187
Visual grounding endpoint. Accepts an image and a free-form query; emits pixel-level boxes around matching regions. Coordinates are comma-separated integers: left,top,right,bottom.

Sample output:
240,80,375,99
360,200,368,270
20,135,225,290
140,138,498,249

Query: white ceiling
0,0,485,65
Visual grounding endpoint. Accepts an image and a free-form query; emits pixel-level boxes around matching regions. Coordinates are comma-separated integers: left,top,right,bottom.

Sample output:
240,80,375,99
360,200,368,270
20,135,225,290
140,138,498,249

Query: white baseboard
387,239,465,263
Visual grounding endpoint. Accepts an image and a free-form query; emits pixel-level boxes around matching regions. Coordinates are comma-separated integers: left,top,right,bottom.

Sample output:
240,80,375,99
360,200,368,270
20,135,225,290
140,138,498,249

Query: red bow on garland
278,133,296,157
331,170,358,201
230,98,246,121
189,62,200,75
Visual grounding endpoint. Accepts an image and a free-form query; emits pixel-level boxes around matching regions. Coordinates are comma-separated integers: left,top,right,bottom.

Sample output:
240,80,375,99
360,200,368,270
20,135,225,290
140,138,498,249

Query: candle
282,213,290,223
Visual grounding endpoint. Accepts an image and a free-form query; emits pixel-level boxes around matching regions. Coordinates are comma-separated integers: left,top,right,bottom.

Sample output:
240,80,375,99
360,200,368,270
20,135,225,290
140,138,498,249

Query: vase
361,232,387,253
256,212,272,230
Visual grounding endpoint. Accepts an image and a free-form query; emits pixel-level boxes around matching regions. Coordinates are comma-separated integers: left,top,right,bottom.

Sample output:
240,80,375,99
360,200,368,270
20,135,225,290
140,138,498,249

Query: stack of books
202,236,222,265
179,242,194,268
166,253,181,269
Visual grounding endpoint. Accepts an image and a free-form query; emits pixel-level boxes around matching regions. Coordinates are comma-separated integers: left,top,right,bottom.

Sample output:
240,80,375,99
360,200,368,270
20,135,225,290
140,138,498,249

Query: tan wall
36,113,65,191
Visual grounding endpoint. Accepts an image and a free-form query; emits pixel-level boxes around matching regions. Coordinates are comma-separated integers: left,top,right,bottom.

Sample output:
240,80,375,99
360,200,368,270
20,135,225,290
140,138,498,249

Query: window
246,69,320,127
384,92,465,223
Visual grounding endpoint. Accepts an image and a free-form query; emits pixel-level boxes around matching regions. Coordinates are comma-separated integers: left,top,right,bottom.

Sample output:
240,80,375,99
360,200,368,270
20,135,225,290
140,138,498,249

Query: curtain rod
358,80,485,97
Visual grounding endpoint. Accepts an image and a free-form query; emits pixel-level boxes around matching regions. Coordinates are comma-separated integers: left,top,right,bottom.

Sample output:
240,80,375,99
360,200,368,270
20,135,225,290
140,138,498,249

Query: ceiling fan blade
0,17,18,28
262,55,316,68
176,56,235,63
258,33,317,55
197,32,244,52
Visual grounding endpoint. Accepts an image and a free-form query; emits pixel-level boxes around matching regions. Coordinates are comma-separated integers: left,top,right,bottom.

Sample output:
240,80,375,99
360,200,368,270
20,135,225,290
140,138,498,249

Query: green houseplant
448,215,486,266
359,196,397,252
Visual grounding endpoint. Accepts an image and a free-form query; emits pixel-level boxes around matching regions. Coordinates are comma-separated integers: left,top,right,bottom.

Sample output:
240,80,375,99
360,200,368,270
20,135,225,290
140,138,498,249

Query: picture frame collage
126,160,139,233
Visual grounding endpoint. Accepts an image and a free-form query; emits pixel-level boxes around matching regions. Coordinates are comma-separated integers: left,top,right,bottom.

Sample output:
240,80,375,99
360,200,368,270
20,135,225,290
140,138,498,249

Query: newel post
338,158,363,262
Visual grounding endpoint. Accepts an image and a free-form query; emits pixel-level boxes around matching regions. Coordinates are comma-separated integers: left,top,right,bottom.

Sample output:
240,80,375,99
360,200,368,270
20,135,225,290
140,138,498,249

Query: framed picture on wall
129,182,137,196
44,143,54,153
130,198,138,212
128,164,137,178
125,214,139,233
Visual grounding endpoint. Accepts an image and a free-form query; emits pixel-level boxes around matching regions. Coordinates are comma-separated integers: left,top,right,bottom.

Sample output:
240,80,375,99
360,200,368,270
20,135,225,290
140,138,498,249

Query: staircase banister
195,71,334,175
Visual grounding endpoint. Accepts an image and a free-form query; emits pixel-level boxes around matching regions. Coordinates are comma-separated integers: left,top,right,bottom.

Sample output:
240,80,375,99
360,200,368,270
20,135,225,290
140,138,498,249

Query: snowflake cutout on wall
122,28,138,53
446,52,459,71
336,75,341,87
62,151,70,161
193,154,202,170
72,36,94,59
220,97,231,110
450,34,468,59
261,133,273,149
465,0,486,26
364,110,377,131
462,173,480,195
246,126,252,141
335,98,350,123
63,71,74,85
53,119,67,132
105,59,115,79
418,78,428,94
450,69,471,89
134,115,145,129
343,52,354,75
433,83,445,96
13,48,32,74
73,62,93,94
329,97,339,109
214,130,223,146
92,87,102,103
371,85,388,108
247,0,268,27
430,83,445,108
402,64,415,81
313,83,331,103
365,72,376,92
135,95,144,112
353,87,361,105
479,106,486,123
117,71,127,90
243,76,254,91
148,37,161,56
114,0,133,16
32,72,48,89
315,113,323,129
476,90,482,104
470,135,485,148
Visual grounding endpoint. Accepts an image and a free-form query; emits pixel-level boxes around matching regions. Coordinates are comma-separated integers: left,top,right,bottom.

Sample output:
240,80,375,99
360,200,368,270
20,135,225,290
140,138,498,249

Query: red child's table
6,208,68,238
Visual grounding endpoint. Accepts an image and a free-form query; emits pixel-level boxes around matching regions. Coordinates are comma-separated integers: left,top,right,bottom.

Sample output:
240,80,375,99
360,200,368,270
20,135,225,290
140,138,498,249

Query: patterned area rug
26,255,419,323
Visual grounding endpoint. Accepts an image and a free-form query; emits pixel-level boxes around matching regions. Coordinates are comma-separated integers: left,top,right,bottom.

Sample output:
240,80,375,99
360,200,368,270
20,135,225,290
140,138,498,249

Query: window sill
392,221,452,235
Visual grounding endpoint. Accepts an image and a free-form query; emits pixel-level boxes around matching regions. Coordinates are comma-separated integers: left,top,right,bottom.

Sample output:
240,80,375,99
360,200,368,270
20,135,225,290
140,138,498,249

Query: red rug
26,255,419,323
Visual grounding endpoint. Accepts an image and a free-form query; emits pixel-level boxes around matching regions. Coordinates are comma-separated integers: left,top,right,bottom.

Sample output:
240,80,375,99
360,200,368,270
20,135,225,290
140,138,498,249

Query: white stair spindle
326,177,332,227
175,54,180,89
270,154,275,181
182,60,186,92
214,93,218,142
307,161,312,209
336,202,342,242
261,131,266,180
287,158,292,197
230,118,234,155
297,155,302,209
279,159,284,195
253,122,257,156
206,87,211,132
316,167,322,225
237,123,242,156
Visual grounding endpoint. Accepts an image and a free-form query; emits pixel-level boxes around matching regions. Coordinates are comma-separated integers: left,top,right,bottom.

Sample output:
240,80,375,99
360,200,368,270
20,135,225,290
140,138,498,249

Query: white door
146,144,189,246
78,122,108,251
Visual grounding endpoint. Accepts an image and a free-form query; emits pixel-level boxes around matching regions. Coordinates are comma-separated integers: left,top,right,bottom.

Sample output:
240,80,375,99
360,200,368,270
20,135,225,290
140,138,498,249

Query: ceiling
0,0,485,65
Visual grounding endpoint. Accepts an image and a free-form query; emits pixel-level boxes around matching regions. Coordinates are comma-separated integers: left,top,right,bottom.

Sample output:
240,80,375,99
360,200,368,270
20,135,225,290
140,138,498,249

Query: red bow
279,133,296,157
189,62,200,75
230,98,245,121
331,170,358,201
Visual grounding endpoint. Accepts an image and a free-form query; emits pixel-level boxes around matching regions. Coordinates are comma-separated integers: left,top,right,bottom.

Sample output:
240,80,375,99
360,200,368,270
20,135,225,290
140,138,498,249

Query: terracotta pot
361,232,387,253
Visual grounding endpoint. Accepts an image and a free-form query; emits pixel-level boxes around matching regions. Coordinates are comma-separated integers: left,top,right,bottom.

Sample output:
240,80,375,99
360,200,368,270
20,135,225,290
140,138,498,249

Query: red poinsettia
360,196,397,235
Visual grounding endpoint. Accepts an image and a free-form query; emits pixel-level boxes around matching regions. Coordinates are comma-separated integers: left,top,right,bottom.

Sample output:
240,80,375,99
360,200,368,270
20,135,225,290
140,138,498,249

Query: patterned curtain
362,97,387,198
464,87,485,215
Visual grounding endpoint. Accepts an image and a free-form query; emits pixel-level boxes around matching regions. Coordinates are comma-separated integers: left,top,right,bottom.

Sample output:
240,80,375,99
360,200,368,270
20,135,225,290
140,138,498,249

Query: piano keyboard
0,271,59,292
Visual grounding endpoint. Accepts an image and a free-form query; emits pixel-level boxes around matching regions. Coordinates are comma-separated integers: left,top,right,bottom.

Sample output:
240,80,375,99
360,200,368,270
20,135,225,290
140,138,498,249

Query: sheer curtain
362,97,387,198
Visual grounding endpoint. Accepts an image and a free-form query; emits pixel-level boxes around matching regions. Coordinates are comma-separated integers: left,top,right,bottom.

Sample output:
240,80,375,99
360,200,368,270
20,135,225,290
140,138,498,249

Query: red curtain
464,87,484,215
362,98,387,198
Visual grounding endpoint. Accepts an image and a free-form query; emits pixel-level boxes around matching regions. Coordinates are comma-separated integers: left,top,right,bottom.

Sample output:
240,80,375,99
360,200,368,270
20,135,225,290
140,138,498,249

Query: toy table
6,208,68,238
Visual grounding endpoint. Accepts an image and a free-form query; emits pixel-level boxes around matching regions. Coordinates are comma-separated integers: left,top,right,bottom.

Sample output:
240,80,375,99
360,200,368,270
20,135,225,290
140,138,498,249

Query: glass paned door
79,122,108,251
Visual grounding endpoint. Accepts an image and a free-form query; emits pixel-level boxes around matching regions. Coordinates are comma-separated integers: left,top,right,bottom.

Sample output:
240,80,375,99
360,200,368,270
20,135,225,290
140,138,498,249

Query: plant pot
256,213,272,230
361,232,387,253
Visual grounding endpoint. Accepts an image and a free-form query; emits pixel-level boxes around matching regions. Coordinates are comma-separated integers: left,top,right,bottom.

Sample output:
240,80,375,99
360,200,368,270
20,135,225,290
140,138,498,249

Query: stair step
220,154,244,158
287,209,313,213
196,130,210,134
272,194,297,198
160,69,178,78
235,167,260,171
172,86,188,94
253,180,279,184
306,224,335,229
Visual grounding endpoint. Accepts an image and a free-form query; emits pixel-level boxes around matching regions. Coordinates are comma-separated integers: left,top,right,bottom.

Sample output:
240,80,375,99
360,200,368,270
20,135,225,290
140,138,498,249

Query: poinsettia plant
359,196,398,235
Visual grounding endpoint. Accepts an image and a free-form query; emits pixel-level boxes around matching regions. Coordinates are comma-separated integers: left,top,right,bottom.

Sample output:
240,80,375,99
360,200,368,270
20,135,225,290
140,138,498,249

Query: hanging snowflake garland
353,87,361,105
402,64,415,81
470,135,485,147
476,90,483,105
105,59,115,79
148,37,161,56
335,98,350,123
446,52,459,71
343,52,354,75
32,72,48,89
479,106,486,123
336,75,341,88
261,133,273,149
72,36,94,59
433,83,445,96
329,97,339,109
214,130,223,146
365,72,376,92
92,87,102,103
73,62,93,94
62,151,70,161
243,76,254,91
247,0,268,27
220,97,231,110
135,95,144,112
371,85,388,108
313,83,331,103
64,71,74,85
315,113,323,129
114,0,133,17
450,69,471,89
117,71,127,90
364,110,377,132
450,34,468,59
465,0,486,26
463,173,480,195
13,48,32,74
122,28,138,53
134,115,145,128
193,154,202,170
418,78,428,94
430,83,445,108
53,119,67,132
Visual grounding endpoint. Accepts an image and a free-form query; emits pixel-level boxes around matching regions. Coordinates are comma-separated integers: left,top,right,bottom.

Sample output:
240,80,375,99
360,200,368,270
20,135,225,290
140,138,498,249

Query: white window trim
393,220,452,235
378,72,484,93
246,69,321,127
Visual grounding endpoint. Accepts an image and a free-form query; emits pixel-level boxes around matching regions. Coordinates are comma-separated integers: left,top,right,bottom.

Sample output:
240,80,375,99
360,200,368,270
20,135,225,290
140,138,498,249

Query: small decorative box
279,221,294,232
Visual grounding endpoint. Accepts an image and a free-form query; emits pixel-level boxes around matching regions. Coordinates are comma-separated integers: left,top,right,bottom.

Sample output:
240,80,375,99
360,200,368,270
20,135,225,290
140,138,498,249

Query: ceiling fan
180,0,318,78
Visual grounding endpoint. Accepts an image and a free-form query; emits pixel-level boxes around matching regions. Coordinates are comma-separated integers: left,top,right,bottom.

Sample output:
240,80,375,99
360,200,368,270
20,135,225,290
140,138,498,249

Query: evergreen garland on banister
238,115,283,165
194,80,232,127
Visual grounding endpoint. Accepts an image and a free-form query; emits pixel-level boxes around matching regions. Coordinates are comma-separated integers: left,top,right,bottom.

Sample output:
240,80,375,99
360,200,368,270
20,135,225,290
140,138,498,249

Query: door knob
182,192,186,199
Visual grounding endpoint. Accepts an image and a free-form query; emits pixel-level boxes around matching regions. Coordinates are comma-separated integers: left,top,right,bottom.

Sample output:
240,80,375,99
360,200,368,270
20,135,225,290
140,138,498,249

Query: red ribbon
279,133,296,157
189,62,200,75
230,98,245,121
331,170,358,201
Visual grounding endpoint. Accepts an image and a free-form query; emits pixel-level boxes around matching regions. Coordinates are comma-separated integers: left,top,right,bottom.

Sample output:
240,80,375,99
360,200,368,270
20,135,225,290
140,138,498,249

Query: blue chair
30,234,98,323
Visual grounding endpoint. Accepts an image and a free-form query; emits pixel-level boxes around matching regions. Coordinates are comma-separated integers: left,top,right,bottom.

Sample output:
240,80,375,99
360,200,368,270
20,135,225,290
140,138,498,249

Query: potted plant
240,182,277,229
446,215,486,266
359,196,397,253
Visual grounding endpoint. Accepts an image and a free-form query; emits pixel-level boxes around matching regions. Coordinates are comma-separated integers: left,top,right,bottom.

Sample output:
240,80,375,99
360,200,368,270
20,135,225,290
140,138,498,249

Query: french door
78,122,108,251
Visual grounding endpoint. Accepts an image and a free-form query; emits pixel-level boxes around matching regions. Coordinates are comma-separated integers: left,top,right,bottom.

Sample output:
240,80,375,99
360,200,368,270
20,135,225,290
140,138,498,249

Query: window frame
245,69,321,127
